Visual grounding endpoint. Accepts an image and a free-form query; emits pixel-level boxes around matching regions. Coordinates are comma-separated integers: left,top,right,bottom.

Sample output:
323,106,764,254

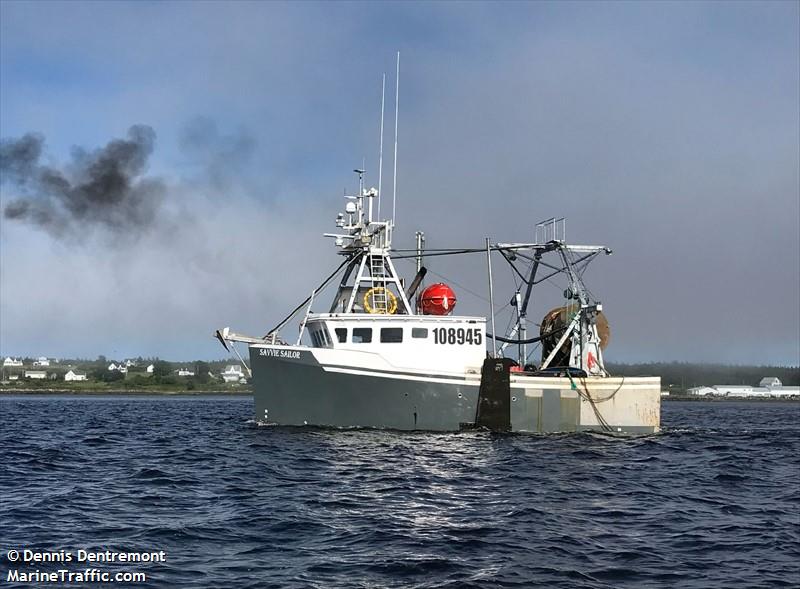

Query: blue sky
1,1,798,364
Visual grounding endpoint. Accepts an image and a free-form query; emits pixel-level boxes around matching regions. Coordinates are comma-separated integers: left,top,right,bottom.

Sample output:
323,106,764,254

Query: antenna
392,51,400,225
362,157,370,222
377,73,385,220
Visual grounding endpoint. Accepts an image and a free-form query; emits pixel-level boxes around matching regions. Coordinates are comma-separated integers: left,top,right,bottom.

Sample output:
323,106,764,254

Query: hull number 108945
433,327,482,345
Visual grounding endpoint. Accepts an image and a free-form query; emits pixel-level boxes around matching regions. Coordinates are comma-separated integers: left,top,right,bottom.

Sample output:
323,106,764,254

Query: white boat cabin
303,314,486,375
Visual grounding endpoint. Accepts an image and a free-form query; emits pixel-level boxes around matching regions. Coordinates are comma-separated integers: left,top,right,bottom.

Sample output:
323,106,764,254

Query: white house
759,377,782,388
8,374,19,381
221,364,244,383
33,357,50,367
146,364,155,373
64,370,87,382
3,357,23,367
177,368,195,377
25,370,47,379
108,363,127,374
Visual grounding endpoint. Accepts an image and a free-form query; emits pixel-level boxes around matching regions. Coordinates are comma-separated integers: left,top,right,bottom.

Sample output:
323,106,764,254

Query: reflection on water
1,397,798,588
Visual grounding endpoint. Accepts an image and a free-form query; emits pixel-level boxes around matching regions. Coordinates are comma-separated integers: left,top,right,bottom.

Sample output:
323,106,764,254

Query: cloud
0,2,797,363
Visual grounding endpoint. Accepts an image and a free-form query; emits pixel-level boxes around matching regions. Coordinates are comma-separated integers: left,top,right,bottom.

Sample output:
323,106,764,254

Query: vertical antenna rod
392,51,400,224
377,73,386,220
486,237,497,357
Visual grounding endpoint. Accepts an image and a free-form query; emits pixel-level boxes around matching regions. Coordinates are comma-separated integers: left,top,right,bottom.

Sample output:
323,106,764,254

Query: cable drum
540,304,610,366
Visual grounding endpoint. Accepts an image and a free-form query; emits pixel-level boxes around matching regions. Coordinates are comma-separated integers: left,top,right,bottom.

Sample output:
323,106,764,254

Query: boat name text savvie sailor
260,349,302,359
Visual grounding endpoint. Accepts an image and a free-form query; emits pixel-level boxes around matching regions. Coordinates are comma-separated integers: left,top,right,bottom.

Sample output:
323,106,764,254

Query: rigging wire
264,253,357,337
395,257,490,303
390,248,485,260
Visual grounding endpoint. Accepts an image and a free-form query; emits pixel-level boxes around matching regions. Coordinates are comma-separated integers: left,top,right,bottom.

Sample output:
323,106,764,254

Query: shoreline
662,395,799,402
0,388,252,396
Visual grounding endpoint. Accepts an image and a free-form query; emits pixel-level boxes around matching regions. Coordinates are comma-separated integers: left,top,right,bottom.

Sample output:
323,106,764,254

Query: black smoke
1,125,165,239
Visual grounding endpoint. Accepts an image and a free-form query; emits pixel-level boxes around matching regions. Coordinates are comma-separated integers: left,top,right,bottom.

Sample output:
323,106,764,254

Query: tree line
605,362,799,390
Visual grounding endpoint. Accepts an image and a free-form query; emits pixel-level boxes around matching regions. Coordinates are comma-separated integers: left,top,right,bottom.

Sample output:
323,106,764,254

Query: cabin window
352,328,373,343
380,328,403,343
310,327,331,348
320,326,332,347
335,328,347,343
411,328,428,339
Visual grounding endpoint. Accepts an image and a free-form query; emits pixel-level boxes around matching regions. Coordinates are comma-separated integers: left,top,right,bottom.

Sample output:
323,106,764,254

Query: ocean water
1,396,798,588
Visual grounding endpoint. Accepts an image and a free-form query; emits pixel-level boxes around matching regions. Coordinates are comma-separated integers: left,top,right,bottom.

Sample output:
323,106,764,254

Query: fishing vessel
216,61,659,433
215,174,660,433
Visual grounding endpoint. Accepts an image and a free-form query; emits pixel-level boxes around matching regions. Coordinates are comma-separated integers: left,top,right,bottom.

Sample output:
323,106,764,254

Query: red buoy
418,283,457,315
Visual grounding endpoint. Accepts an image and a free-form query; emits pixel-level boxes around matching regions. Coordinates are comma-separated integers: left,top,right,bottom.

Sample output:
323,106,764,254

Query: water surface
1,397,798,588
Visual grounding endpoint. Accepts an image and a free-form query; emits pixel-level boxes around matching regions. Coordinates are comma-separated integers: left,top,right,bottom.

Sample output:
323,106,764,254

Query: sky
1,1,798,364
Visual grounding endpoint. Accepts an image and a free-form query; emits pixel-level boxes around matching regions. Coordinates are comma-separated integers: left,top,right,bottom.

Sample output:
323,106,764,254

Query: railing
535,217,566,244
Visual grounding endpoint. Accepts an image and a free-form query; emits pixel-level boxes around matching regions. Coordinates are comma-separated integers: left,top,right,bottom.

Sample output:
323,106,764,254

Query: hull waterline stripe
321,365,479,386
302,359,475,382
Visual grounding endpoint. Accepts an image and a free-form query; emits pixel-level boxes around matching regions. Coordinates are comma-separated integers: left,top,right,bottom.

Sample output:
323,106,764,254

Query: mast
494,225,612,374
486,237,497,357
415,231,425,273
324,173,412,315
377,73,385,220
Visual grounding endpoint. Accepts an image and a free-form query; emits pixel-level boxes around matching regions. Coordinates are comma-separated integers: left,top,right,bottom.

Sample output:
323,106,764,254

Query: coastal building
221,365,244,383
25,370,47,379
724,386,771,398
146,364,154,373
713,385,755,396
64,370,87,382
33,357,50,367
177,368,195,377
768,387,800,398
759,377,782,388
686,386,718,396
108,363,128,374
3,357,23,367
687,380,799,398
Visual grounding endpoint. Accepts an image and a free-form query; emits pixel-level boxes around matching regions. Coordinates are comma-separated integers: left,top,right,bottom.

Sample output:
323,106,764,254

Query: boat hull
508,375,661,434
249,346,660,433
